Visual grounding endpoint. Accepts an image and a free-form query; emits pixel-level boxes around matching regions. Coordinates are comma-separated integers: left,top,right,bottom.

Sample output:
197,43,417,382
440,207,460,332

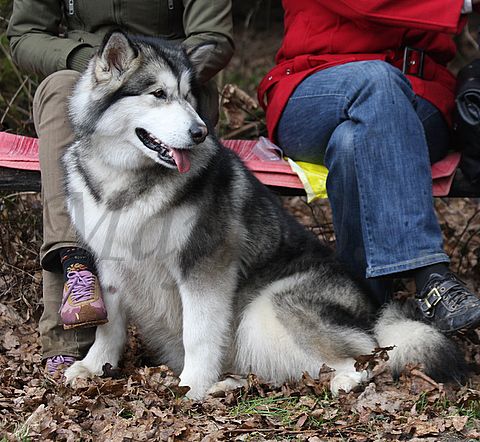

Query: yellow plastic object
287,158,329,202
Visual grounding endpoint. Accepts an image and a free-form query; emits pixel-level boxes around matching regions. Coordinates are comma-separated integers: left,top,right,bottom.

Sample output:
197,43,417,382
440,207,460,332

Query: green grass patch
457,400,480,420
230,395,301,426
118,408,134,419
230,394,339,429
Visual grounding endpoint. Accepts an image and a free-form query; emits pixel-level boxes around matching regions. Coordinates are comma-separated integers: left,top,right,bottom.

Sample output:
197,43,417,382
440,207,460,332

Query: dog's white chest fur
68,167,197,266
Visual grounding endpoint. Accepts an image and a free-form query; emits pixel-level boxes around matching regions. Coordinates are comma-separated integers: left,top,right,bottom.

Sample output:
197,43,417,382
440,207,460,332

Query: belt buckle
402,47,425,78
419,287,442,315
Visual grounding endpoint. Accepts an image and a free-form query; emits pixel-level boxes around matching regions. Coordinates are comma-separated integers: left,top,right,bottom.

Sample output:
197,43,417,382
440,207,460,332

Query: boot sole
63,318,109,330
440,317,480,335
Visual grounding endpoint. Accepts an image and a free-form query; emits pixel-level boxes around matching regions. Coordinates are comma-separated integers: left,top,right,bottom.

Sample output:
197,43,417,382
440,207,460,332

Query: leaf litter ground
1,193,480,441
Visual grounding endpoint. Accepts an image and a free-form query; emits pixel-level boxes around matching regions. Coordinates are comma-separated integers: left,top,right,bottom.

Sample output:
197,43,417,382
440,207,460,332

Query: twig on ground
451,207,480,257
223,122,259,139
456,227,480,273
0,191,39,201
0,90,31,118
0,77,29,126
410,369,440,389
3,262,37,280
227,421,363,436
0,38,35,103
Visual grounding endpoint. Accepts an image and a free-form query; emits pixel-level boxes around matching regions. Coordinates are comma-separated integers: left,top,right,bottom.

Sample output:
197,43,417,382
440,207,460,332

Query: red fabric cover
430,151,461,196
0,131,40,171
258,0,466,140
223,139,304,188
0,132,462,196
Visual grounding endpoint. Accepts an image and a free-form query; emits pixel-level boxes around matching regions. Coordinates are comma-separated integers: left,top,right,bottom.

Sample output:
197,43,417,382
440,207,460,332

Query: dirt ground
1,26,480,442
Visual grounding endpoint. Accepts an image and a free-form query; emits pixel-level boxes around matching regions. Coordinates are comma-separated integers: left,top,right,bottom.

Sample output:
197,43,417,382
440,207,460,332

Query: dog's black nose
189,123,208,144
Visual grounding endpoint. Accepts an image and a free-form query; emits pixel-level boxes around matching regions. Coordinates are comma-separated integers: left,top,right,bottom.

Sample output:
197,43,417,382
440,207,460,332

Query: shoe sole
440,317,480,335
63,318,109,330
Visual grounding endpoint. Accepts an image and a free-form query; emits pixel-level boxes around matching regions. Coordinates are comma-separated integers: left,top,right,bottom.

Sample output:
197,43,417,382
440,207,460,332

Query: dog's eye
151,89,166,99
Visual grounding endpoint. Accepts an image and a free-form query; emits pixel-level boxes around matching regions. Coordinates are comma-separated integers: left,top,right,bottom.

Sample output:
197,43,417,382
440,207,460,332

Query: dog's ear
95,31,139,83
185,42,216,79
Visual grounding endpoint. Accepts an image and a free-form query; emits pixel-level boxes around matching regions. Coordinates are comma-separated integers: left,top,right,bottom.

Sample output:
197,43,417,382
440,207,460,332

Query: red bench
0,131,479,197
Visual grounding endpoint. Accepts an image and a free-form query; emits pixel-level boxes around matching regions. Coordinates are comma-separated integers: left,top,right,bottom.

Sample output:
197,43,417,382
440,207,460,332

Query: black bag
454,59,480,184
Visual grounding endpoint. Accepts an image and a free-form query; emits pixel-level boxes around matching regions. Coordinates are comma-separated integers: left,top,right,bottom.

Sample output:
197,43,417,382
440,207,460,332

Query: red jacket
258,0,468,141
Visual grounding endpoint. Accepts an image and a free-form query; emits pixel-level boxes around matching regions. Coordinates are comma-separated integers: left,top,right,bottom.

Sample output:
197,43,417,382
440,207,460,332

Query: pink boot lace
60,269,96,311
46,355,76,375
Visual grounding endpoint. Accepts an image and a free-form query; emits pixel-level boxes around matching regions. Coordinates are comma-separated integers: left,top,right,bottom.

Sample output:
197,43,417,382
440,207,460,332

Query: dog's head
69,30,215,173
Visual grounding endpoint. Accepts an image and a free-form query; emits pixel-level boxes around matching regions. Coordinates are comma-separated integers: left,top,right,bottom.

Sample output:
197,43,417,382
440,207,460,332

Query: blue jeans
277,61,450,304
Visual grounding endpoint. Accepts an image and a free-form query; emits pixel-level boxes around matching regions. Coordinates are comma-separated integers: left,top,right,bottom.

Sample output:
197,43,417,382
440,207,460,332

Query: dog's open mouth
135,128,191,173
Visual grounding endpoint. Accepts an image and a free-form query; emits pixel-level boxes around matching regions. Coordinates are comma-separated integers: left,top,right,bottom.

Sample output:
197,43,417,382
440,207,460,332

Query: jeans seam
419,109,438,125
289,93,350,101
366,253,450,278
352,118,375,272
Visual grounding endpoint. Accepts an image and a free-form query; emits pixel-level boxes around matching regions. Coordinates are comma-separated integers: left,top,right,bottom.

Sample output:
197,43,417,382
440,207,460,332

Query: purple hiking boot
60,264,108,329
45,355,76,376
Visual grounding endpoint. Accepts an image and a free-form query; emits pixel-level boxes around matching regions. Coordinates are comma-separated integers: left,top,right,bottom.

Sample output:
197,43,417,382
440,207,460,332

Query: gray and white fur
63,31,466,399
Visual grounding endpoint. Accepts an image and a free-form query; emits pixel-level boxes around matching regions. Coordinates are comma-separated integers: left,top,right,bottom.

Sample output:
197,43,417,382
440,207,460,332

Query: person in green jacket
7,0,234,376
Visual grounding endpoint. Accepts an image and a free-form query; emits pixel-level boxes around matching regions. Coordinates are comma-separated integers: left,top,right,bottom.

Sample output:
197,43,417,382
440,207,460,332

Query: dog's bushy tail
373,300,467,383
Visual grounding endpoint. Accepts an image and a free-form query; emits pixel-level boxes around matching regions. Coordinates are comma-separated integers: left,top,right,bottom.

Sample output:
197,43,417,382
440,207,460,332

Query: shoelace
61,269,96,308
46,355,76,375
428,273,469,310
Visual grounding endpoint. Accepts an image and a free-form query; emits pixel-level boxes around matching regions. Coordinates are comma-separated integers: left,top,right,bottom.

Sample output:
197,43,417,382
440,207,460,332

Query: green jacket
7,0,234,83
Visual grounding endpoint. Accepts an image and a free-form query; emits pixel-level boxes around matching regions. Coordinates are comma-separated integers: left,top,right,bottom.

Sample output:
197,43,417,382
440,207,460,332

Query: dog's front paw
64,361,101,386
179,380,208,400
330,370,367,396
179,372,212,400
207,376,248,397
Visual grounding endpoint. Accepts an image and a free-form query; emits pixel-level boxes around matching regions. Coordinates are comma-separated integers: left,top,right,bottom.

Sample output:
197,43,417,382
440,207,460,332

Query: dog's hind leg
235,277,328,386
235,274,376,395
65,262,127,384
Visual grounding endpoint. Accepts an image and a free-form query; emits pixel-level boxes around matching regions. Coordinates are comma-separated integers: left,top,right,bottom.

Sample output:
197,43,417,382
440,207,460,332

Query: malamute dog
63,31,466,399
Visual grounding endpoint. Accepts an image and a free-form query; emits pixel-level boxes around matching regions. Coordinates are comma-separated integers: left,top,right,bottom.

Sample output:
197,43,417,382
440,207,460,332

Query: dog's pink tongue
171,149,191,173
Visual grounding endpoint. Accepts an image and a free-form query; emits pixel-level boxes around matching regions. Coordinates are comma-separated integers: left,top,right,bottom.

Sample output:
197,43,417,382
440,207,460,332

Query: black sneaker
416,272,480,334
